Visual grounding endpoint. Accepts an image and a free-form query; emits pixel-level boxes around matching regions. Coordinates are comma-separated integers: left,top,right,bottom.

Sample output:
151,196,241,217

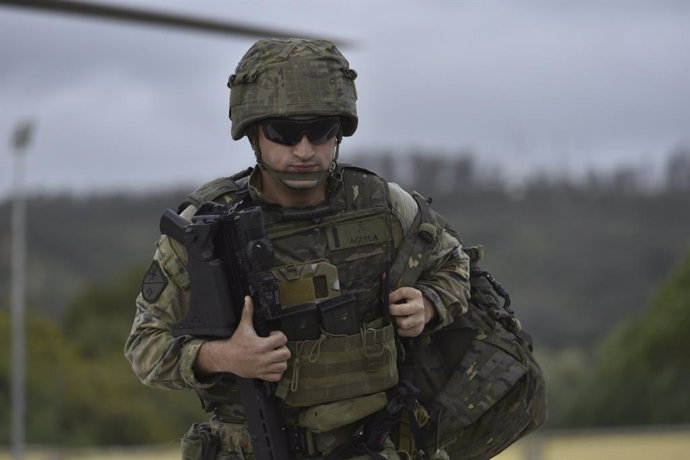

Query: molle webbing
275,324,398,407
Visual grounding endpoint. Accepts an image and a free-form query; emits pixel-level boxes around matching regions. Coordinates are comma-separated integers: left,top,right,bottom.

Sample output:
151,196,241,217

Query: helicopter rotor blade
0,0,352,46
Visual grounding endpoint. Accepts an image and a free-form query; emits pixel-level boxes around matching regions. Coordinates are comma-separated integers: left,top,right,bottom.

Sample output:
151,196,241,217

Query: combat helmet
228,38,358,140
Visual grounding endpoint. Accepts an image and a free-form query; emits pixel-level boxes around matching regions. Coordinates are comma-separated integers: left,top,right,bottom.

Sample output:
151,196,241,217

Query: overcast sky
1,1,688,199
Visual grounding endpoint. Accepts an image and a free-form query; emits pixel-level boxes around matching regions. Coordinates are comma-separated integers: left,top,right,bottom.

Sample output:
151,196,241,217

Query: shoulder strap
337,164,391,212
390,192,439,289
177,167,253,212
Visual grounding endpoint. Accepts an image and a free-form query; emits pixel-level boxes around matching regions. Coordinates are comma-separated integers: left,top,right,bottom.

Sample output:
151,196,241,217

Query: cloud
0,1,688,198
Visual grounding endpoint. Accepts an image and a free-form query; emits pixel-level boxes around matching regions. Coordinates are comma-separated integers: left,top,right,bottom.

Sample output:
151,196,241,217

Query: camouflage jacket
124,166,470,405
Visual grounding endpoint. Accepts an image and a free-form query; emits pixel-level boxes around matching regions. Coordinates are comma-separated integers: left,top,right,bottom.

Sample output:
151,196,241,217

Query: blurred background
1,1,689,458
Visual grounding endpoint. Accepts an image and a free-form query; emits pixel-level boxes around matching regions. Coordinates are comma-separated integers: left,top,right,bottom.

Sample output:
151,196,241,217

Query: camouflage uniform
125,37,473,459
125,166,470,459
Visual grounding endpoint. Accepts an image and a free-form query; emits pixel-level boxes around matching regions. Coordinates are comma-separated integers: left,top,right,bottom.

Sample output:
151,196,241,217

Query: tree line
1,149,689,445
1,244,687,445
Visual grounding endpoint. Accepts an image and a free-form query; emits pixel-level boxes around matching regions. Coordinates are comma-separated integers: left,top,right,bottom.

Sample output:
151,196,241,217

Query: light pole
10,120,33,460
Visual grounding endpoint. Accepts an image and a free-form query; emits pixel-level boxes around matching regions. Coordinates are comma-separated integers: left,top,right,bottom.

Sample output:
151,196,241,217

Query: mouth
290,164,318,172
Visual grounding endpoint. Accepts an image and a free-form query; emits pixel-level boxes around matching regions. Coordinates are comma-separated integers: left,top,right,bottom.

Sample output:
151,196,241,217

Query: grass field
0,444,178,460
494,425,690,460
2,426,689,459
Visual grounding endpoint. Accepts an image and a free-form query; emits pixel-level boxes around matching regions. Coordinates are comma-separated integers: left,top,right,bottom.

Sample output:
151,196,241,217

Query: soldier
126,38,541,459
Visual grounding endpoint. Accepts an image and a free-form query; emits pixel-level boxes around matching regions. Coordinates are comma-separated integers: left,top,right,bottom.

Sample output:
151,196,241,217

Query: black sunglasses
260,117,341,146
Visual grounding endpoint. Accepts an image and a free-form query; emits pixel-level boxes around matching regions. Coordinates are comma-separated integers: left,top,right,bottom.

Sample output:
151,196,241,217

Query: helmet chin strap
251,135,342,190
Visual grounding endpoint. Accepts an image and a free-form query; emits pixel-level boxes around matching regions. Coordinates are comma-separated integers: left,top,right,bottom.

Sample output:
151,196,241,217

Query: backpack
391,193,547,459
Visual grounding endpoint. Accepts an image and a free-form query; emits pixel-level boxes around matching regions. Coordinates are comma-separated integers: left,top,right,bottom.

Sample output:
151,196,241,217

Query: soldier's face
257,126,337,191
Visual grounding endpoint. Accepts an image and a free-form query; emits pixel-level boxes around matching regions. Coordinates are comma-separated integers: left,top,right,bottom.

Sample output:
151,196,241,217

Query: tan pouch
272,259,341,308
298,392,388,433
276,323,398,407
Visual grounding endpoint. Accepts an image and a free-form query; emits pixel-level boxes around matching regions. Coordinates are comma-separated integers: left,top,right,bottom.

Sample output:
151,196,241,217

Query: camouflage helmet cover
228,38,358,140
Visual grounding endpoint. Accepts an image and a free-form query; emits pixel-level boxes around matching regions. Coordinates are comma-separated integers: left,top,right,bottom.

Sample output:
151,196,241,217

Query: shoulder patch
141,260,168,303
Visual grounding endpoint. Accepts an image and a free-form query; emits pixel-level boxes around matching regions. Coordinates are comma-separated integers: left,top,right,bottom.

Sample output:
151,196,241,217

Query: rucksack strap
386,191,440,457
177,167,253,212
390,192,439,290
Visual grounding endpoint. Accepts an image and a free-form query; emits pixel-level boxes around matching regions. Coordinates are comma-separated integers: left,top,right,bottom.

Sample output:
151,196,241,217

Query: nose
292,135,315,160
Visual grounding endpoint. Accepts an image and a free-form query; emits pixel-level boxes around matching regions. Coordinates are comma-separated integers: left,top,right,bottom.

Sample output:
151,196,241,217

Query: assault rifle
160,202,289,460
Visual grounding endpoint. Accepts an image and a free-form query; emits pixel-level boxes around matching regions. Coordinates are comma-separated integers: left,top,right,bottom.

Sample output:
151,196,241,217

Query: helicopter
0,0,351,44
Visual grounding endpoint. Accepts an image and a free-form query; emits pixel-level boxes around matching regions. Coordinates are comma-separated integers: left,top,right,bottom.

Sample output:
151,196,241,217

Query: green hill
1,156,689,350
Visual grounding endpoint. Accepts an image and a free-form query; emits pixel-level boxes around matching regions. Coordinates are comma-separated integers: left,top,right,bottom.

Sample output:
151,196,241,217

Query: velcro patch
326,217,389,251
141,260,168,303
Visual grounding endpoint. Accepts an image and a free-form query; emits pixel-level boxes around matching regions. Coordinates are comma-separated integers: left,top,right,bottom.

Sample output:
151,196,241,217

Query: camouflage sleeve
388,182,471,331
416,230,470,331
124,234,221,390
